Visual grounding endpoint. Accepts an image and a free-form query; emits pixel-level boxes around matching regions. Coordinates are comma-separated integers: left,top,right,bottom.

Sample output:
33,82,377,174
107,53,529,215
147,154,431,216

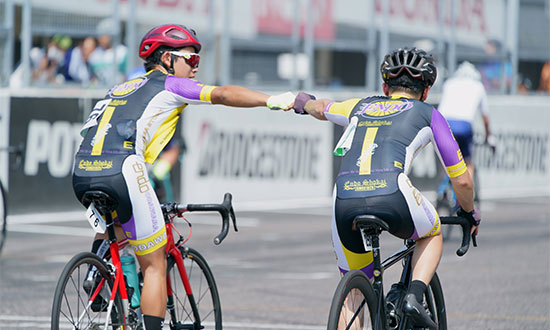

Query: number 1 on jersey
358,127,379,175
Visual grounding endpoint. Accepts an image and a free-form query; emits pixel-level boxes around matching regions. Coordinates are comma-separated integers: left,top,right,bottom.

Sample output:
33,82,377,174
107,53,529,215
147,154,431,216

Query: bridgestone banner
181,106,333,204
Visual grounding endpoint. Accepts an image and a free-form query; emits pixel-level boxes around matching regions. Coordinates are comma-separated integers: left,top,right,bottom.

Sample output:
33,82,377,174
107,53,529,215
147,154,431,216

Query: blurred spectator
9,35,72,88
517,74,533,94
60,37,97,85
89,18,128,85
479,39,512,92
538,61,550,93
32,35,72,83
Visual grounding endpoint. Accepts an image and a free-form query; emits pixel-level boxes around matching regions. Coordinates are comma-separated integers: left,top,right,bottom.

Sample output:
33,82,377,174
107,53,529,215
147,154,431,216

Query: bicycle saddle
352,215,390,232
81,190,118,211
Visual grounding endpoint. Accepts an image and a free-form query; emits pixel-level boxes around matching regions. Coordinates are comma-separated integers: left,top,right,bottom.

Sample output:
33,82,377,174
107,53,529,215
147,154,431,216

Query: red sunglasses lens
185,54,200,68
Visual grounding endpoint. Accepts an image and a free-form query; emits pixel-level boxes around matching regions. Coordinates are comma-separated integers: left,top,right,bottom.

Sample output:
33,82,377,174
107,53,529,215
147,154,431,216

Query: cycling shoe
402,294,438,329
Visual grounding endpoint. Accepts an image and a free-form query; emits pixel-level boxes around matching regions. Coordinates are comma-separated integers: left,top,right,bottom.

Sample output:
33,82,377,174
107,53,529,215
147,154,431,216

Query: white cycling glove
266,91,296,110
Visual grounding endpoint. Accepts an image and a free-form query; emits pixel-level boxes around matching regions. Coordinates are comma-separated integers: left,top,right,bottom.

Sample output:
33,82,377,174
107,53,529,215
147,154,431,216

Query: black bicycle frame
367,232,417,330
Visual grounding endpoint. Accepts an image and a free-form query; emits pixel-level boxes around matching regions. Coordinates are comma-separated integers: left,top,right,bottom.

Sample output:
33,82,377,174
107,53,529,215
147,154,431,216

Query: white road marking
0,315,325,329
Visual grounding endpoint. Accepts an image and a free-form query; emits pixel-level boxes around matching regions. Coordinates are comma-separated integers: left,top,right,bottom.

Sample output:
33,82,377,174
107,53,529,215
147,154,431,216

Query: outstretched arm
210,85,294,110
293,92,332,120
210,85,269,107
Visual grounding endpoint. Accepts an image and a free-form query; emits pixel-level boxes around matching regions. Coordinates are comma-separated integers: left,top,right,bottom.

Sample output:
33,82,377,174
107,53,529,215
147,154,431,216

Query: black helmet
380,47,437,88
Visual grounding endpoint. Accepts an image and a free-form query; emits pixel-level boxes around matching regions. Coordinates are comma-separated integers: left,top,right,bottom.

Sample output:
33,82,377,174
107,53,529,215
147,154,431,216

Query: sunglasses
386,66,424,79
170,51,200,68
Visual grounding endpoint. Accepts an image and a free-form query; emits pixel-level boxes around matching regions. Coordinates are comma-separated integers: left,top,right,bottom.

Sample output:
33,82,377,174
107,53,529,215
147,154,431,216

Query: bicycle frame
164,213,204,327
84,209,204,329
75,192,235,330
79,210,131,329
352,214,475,330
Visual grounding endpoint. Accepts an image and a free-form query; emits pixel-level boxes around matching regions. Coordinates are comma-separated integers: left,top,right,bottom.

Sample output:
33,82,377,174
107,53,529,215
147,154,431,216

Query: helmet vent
165,28,189,41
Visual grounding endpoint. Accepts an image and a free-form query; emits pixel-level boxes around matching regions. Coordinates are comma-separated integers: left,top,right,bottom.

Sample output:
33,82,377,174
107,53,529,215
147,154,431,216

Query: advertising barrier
8,97,85,213
472,96,550,198
181,106,334,205
2,91,549,215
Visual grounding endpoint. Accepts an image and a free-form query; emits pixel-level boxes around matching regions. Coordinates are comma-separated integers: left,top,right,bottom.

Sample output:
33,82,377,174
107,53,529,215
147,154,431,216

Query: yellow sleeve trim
446,159,468,178
200,85,217,102
328,98,361,118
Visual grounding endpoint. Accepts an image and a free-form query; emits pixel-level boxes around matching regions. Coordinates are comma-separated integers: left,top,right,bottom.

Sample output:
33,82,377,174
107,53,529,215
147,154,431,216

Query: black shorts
334,191,414,254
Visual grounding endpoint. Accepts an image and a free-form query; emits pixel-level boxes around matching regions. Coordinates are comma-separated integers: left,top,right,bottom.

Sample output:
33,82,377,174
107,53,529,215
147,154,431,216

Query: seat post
101,207,117,244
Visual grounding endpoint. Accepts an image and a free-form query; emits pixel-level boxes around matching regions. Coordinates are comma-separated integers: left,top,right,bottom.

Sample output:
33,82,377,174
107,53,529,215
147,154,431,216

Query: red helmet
139,24,201,60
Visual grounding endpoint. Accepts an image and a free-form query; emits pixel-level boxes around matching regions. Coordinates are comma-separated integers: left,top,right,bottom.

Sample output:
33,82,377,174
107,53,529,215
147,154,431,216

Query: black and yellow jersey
74,70,216,176
325,95,467,199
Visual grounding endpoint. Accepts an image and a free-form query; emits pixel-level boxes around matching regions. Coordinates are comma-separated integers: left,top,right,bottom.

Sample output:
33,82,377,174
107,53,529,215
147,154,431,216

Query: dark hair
143,45,177,72
386,73,425,98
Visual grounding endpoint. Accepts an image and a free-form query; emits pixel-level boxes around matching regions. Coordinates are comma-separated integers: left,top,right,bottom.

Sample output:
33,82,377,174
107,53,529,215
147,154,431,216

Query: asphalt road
0,196,549,329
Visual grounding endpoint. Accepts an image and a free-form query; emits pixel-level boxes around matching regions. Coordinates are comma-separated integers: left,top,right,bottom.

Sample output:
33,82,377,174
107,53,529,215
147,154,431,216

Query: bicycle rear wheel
0,182,6,254
51,252,126,330
327,270,377,330
166,246,222,330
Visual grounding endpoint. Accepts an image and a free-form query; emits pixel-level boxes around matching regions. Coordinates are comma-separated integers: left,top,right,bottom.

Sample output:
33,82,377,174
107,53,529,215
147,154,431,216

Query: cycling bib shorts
324,95,465,278
73,69,218,256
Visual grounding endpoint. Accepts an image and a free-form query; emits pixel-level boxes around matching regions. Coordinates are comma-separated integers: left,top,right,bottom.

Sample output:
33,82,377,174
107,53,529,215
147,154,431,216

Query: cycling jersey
324,95,466,277
437,77,488,123
73,69,217,255
437,76,488,159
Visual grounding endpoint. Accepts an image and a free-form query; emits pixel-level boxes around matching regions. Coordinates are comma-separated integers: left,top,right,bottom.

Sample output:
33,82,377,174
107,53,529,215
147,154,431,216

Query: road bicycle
0,145,24,255
51,191,237,330
327,215,476,330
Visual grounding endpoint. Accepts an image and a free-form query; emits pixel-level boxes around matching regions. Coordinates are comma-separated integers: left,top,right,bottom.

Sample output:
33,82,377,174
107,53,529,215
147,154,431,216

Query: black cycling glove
457,207,481,227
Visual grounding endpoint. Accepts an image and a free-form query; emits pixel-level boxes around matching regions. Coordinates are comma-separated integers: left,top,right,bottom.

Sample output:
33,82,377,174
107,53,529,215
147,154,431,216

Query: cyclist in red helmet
292,47,479,329
72,24,295,330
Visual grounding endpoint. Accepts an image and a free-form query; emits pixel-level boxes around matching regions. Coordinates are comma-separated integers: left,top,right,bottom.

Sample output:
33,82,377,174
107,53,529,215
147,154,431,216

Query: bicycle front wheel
0,182,7,254
402,272,447,330
327,270,377,330
425,272,447,329
51,252,125,330
166,246,222,330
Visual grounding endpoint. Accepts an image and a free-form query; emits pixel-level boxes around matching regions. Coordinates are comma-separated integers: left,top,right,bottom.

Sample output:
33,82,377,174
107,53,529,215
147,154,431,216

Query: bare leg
340,288,365,330
411,233,443,285
136,247,167,317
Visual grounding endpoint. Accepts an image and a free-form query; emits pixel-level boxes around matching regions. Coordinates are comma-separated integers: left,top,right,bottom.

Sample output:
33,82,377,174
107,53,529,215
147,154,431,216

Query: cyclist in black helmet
292,47,480,329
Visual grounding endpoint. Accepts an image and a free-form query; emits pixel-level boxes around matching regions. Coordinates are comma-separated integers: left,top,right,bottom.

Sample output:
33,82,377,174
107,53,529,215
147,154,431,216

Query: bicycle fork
166,246,202,330
358,226,388,330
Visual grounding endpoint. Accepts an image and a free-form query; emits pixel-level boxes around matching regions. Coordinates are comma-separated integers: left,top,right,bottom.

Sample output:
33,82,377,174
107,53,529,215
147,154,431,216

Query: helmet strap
169,54,176,74
160,53,175,74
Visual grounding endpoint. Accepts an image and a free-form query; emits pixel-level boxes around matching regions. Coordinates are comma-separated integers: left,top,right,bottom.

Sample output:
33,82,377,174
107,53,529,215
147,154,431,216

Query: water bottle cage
124,274,135,299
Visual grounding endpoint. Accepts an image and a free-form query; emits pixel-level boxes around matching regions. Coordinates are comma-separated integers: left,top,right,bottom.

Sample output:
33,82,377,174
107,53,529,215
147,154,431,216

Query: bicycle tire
402,272,447,330
166,246,222,330
0,182,6,254
51,252,126,330
436,187,455,241
327,270,377,330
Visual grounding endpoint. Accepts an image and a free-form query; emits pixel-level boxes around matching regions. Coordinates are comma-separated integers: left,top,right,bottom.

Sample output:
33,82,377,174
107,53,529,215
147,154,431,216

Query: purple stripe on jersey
430,108,462,166
165,76,203,100
121,215,137,240
338,263,374,279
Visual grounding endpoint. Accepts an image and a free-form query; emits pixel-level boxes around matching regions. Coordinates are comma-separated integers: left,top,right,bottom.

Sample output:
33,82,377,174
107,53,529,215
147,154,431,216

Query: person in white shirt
437,61,492,177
